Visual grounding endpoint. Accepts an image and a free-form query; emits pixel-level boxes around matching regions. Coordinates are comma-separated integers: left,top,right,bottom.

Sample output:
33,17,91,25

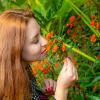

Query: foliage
0,0,100,99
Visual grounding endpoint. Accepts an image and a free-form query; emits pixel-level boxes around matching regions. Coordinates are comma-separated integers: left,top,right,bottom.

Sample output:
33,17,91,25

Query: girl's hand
43,79,57,95
57,57,78,89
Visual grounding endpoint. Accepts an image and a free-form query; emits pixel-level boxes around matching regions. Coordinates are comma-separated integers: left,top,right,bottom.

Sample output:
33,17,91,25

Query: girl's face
22,18,48,62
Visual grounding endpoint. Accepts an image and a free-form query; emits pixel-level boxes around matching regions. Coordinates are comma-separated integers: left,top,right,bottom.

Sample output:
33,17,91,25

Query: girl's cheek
30,45,41,55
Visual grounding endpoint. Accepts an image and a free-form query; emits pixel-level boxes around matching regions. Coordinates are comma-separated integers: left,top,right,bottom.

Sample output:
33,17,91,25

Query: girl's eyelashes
31,34,40,44
34,39,39,44
32,38,39,44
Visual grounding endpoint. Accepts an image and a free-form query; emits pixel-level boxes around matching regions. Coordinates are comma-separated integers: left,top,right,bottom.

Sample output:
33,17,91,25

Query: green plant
0,0,100,99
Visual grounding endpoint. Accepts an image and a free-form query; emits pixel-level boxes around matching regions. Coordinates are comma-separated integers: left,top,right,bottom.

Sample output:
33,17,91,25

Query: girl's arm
54,85,68,100
54,57,78,100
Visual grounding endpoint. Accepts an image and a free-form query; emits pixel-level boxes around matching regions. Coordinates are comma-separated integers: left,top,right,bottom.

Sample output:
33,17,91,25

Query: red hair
0,9,34,100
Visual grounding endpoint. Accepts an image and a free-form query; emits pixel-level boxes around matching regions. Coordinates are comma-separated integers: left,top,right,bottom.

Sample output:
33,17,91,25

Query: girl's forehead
28,18,40,30
26,18,40,40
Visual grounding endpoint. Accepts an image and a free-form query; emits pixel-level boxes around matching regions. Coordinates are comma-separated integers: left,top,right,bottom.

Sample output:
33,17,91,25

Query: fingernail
50,87,53,91
47,88,50,92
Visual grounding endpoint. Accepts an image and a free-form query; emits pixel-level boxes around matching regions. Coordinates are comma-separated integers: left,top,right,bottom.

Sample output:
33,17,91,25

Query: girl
0,9,78,100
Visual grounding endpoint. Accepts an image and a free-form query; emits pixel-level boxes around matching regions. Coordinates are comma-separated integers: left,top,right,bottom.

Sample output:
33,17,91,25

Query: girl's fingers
68,58,78,77
67,58,74,75
75,68,78,80
62,58,68,71
42,79,48,92
62,57,72,72
44,79,56,93
44,79,50,91
67,58,78,82
53,81,57,92
72,66,78,81
49,79,54,90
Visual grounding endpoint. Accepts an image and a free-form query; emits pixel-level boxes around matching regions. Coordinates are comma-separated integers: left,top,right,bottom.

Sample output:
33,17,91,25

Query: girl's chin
32,53,47,62
38,53,47,60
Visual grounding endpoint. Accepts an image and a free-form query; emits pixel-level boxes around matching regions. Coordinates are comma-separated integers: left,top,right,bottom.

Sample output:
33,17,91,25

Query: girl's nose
41,36,48,47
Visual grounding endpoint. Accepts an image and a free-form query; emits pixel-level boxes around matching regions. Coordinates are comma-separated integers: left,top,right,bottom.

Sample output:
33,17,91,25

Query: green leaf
83,76,100,87
15,0,26,6
87,95,100,100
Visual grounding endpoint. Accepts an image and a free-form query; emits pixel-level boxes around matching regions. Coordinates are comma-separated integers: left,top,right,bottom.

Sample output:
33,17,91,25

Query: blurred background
0,0,100,99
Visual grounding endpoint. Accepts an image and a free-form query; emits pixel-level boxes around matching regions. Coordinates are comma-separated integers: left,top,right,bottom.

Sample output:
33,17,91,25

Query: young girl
0,9,78,100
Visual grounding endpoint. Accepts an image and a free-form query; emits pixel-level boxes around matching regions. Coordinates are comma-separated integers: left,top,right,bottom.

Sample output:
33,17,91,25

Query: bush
0,0,100,99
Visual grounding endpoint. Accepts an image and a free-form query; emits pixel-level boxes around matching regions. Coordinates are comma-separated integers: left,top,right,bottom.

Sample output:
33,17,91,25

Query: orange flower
46,31,54,40
49,41,53,46
39,66,44,72
50,31,54,36
78,16,81,19
90,20,95,27
32,63,40,69
72,32,77,38
73,39,77,43
69,16,76,23
96,22,99,29
96,55,100,59
66,23,69,28
62,43,66,52
93,85,97,92
46,45,51,52
46,40,53,52
53,38,57,43
32,67,37,76
46,34,51,40
91,15,95,19
41,59,49,65
42,69,46,74
72,59,77,65
55,63,59,68
70,23,74,28
42,69,48,74
47,66,50,72
67,29,71,35
53,45,58,52
90,34,96,43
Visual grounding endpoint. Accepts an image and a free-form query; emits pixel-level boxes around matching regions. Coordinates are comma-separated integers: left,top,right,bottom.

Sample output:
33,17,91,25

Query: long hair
0,9,34,100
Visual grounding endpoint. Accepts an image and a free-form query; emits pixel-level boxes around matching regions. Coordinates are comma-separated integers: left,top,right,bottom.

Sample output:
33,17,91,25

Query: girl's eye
31,34,39,44
33,39,39,44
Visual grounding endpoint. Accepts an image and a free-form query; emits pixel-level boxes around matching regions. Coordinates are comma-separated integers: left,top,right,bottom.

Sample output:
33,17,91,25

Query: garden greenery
0,0,100,99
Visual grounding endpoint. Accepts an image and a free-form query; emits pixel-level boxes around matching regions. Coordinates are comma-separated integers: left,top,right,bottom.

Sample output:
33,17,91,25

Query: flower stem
65,43,96,62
